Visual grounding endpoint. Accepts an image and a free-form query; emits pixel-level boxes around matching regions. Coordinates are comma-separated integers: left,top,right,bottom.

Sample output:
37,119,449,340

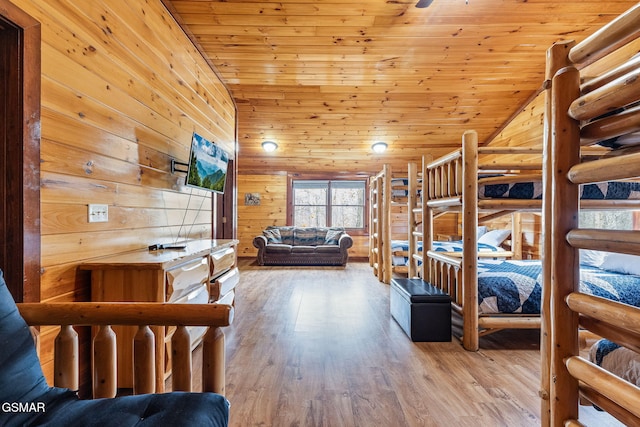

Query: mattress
477,260,640,314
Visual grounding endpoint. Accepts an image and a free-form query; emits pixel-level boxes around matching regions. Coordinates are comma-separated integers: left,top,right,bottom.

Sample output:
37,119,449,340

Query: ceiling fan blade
415,0,434,8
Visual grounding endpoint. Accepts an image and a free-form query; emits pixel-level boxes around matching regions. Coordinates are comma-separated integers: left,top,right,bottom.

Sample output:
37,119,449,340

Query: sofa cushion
293,228,317,246
316,245,341,253
24,392,229,427
324,229,344,245
262,228,282,244
291,245,316,253
274,226,295,245
265,243,293,253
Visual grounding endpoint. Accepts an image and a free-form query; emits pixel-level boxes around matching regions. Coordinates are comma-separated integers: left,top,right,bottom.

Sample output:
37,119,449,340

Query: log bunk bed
408,134,542,351
542,2,640,425
369,164,419,284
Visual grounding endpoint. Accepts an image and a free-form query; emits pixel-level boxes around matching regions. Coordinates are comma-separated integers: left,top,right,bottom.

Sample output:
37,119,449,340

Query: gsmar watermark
2,402,46,413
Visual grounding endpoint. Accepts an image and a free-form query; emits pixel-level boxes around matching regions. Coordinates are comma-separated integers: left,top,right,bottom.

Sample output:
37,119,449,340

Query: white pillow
477,226,488,238
600,252,640,276
477,229,510,246
579,249,606,268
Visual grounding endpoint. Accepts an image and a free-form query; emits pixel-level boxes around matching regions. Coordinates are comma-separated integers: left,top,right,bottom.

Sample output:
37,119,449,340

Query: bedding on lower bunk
477,260,640,314
589,339,640,387
478,180,640,200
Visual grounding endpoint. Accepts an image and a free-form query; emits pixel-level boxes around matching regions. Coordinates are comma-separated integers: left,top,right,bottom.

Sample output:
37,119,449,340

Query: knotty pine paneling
11,0,236,384
237,174,287,258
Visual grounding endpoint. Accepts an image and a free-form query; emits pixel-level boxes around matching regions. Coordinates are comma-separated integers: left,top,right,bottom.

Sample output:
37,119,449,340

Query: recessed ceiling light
262,141,278,152
372,142,388,153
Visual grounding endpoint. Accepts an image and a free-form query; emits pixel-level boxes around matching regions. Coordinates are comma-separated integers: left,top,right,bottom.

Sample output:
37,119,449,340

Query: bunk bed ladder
548,3,640,425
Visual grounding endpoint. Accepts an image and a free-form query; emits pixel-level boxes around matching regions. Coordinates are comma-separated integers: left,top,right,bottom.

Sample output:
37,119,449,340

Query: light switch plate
88,204,109,223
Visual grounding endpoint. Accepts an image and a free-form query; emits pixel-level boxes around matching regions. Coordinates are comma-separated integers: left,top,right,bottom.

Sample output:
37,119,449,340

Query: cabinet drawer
166,257,209,302
210,247,235,277
210,267,239,302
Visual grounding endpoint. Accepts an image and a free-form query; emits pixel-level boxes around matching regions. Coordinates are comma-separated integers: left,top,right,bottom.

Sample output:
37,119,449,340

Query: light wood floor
224,260,622,426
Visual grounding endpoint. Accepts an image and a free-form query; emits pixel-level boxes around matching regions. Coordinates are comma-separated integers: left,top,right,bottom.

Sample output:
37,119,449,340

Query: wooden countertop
79,239,238,270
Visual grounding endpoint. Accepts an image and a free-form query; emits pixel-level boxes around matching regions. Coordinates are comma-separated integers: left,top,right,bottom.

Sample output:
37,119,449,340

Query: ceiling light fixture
262,141,278,152
371,142,388,153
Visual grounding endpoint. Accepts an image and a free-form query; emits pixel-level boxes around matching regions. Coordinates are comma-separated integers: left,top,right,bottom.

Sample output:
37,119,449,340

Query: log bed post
408,162,418,278
540,39,574,427
422,156,432,280
382,164,393,284
461,130,479,351
549,64,581,426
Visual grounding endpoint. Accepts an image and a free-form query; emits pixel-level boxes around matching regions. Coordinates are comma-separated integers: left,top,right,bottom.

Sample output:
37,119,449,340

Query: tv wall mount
171,159,188,174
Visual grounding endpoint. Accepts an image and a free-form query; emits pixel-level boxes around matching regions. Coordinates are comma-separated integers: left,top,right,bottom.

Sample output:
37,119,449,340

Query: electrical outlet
88,204,109,223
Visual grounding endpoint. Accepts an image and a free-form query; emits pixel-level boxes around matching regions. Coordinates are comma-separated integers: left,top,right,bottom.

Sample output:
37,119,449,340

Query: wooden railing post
172,326,192,391
203,326,226,394
54,325,78,390
93,324,117,398
461,130,479,351
133,325,155,395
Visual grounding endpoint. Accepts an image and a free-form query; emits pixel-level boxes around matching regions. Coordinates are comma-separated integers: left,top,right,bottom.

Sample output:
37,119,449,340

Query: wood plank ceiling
164,0,639,174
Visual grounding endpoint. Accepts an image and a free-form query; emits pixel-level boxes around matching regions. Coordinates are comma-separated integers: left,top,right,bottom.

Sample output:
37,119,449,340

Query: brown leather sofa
253,226,353,266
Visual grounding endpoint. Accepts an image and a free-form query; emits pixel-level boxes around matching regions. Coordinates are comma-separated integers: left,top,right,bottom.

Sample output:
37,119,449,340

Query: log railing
17,302,233,399
424,250,462,312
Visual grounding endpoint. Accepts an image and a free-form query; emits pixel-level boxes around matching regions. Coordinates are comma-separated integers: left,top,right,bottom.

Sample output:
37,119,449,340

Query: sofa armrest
339,233,353,250
253,235,267,249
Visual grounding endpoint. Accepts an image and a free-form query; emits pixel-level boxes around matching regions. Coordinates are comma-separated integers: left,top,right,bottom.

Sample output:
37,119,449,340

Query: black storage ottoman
390,278,452,342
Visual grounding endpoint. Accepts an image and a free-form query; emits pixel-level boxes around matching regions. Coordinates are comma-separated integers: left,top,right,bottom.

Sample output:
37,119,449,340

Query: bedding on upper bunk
478,180,640,200
391,177,421,197
477,259,640,315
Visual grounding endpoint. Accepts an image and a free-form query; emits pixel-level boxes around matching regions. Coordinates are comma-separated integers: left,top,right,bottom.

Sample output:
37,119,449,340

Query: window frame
287,173,369,236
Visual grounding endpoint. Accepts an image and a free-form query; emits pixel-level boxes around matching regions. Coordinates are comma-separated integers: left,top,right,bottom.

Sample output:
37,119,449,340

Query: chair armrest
339,233,353,250
17,302,233,327
253,235,267,249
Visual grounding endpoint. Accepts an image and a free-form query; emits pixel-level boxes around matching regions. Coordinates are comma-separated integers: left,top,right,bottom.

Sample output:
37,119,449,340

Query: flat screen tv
186,132,229,194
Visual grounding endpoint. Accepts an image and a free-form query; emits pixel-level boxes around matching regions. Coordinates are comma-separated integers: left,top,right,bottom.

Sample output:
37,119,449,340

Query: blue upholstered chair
0,269,229,426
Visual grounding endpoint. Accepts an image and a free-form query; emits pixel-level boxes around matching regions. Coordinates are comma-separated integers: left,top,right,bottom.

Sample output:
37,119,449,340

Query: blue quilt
477,260,640,314
478,181,640,200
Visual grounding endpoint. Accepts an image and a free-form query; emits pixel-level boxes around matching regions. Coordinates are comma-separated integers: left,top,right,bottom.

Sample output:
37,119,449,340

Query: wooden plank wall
237,174,288,257
482,89,546,258
12,0,236,381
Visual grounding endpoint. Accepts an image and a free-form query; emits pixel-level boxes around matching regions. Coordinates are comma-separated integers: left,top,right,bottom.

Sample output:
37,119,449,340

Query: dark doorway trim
0,1,41,302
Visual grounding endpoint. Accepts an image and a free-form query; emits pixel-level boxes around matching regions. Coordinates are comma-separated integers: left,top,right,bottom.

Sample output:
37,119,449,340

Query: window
292,180,366,229
579,210,640,230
